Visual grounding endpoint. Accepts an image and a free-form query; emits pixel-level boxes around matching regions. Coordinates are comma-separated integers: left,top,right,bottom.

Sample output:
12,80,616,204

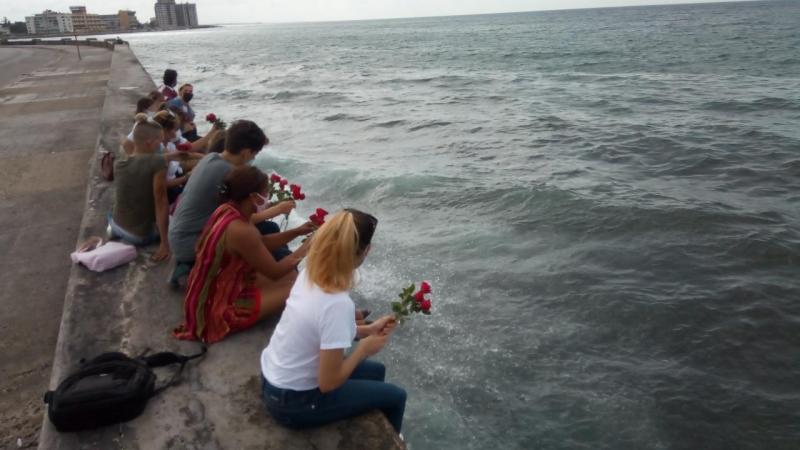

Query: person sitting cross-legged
109,114,171,261
173,166,312,343
260,209,407,434
167,120,310,287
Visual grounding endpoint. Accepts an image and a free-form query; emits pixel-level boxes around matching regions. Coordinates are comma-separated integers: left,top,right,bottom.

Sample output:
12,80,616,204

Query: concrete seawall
36,45,404,449
0,44,113,448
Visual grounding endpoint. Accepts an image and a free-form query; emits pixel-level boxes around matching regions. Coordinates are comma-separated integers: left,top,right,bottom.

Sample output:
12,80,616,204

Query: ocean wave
379,74,471,85
370,119,407,128
700,97,800,112
408,120,452,132
322,113,370,122
269,90,350,102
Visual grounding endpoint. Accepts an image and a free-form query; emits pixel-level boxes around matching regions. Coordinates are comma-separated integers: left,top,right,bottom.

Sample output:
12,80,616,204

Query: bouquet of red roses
205,113,227,130
391,281,432,324
268,173,307,230
268,173,306,202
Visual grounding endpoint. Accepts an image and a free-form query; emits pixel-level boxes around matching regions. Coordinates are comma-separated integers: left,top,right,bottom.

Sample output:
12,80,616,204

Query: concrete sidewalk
0,45,112,450
35,45,404,450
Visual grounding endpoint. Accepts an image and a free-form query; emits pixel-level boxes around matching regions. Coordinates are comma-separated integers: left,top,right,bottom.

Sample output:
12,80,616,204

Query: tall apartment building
69,6,106,33
176,3,198,27
25,10,74,34
155,0,198,28
155,0,177,28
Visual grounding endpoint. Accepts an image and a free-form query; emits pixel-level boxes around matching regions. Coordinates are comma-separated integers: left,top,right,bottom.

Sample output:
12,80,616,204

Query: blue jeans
262,360,407,433
255,220,292,262
107,214,159,246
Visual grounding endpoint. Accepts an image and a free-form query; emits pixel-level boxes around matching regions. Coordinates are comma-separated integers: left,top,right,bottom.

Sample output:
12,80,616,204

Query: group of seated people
108,69,407,435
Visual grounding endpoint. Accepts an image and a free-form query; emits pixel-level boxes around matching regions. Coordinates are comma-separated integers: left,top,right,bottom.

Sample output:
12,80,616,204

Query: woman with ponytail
110,113,171,261
260,209,407,435
174,166,312,344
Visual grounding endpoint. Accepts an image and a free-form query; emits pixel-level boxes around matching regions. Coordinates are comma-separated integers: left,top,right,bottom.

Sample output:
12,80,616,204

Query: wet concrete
0,45,112,450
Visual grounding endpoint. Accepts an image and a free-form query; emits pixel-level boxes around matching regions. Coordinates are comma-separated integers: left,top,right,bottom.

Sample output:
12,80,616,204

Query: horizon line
3,0,770,27
206,0,768,26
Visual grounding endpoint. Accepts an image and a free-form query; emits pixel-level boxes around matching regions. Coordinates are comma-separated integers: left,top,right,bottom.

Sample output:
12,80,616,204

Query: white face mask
254,193,270,213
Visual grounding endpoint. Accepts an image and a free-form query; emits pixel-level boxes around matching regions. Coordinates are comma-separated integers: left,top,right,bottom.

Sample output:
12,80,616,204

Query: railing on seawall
0,37,125,50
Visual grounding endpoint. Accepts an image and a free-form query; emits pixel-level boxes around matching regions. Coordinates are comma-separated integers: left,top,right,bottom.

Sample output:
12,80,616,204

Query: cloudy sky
3,0,748,23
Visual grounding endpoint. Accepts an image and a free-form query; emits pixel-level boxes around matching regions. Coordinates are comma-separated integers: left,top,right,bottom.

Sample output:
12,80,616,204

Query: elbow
318,379,339,393
317,374,342,393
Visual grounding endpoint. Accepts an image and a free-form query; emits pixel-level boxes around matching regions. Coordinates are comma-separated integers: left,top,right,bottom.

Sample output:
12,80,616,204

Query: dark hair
346,208,378,254
225,120,268,155
135,97,154,114
208,132,226,153
148,90,164,102
152,110,178,131
163,69,178,87
220,166,268,203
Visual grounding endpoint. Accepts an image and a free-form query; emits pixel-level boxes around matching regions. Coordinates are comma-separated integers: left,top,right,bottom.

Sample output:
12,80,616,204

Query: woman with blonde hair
260,209,407,434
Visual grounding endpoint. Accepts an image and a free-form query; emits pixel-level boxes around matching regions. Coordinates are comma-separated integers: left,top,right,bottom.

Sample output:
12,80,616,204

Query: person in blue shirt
167,83,200,142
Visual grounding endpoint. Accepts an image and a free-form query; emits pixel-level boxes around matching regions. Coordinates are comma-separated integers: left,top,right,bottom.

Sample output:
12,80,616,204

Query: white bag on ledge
71,237,137,272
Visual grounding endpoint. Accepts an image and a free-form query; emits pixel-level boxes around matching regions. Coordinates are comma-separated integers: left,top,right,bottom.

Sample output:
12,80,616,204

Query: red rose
420,299,431,312
206,113,217,123
414,291,425,303
316,208,328,218
298,193,306,200
309,213,325,227
289,184,299,192
420,281,432,294
279,179,288,188
270,173,282,183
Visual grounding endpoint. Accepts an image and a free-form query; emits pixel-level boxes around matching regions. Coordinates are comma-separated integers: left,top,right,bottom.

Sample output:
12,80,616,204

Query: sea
120,1,800,448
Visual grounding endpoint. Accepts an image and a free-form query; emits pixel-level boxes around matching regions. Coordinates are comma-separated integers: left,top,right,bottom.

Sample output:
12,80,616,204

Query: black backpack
43,347,206,432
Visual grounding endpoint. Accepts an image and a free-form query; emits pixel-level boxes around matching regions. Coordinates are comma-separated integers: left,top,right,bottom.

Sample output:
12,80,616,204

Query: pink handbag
71,237,137,272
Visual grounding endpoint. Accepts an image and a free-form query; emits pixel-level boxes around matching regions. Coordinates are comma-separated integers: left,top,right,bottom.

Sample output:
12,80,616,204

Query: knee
256,220,280,235
364,360,386,381
387,384,407,406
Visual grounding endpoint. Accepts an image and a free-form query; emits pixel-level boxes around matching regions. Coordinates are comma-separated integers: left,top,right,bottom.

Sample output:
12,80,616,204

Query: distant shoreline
4,25,219,41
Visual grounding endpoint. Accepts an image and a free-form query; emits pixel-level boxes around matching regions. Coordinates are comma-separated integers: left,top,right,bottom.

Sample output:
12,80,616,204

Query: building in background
69,6,106,33
155,0,177,28
25,10,74,34
175,3,198,27
155,0,198,29
98,14,120,30
118,10,140,30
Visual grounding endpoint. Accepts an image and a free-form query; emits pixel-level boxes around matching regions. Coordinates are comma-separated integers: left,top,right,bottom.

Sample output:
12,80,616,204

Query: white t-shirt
261,269,357,390
164,139,186,180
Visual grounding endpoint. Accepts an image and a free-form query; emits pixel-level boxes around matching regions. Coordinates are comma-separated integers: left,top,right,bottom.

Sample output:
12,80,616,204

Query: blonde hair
132,113,163,146
306,209,377,293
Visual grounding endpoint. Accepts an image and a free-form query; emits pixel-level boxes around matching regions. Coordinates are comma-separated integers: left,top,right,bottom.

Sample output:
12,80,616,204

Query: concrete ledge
38,45,404,449
1,39,120,50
